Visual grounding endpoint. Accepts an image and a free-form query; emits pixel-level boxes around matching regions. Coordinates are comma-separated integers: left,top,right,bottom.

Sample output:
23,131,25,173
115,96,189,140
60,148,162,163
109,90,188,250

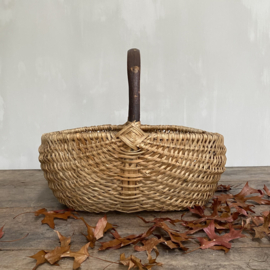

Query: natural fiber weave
39,121,226,213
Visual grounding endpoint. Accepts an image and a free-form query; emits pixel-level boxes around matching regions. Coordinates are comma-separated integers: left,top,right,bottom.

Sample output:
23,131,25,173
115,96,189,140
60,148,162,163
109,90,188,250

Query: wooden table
1,167,270,270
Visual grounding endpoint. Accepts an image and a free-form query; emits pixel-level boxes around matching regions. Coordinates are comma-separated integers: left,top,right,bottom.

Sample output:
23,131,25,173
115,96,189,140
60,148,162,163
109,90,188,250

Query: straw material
39,121,226,213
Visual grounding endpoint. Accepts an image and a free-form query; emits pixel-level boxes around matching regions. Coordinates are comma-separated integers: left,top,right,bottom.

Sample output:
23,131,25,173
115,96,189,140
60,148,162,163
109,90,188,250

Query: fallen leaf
235,182,261,198
45,246,70,265
188,199,237,224
0,225,4,239
138,216,181,226
80,217,96,248
55,230,71,247
264,185,270,196
99,233,143,251
253,213,270,239
29,250,48,270
120,252,162,270
197,220,245,250
94,215,108,240
120,253,145,270
61,242,90,270
45,231,71,264
215,193,234,202
216,184,232,192
35,208,78,229
134,237,165,253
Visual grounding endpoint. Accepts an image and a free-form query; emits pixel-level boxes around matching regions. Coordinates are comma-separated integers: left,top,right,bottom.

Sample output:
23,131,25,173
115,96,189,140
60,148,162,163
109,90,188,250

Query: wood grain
0,167,270,269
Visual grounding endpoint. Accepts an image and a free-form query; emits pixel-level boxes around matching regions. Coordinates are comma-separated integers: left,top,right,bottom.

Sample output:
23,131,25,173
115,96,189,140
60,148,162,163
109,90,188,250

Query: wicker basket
39,49,226,213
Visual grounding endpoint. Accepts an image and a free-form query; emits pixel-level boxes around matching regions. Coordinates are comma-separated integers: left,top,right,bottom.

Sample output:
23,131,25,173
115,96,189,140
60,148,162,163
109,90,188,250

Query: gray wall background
0,0,270,169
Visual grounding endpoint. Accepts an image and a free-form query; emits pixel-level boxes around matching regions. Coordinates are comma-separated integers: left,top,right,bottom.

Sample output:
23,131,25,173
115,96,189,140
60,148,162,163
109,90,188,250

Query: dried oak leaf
99,233,143,251
94,215,109,240
80,217,96,248
120,253,162,270
233,182,269,206
216,184,232,192
61,242,90,270
264,185,270,196
35,208,78,229
138,217,190,250
134,237,165,253
120,253,145,270
253,213,270,239
45,230,71,264
137,216,181,226
45,246,70,265
80,215,114,248
228,202,252,215
188,199,238,224
146,246,163,269
29,250,48,270
235,182,261,198
0,225,4,239
197,220,245,250
215,193,234,202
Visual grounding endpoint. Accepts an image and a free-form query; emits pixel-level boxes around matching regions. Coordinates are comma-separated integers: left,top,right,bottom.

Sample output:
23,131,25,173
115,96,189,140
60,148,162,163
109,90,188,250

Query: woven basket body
39,121,226,213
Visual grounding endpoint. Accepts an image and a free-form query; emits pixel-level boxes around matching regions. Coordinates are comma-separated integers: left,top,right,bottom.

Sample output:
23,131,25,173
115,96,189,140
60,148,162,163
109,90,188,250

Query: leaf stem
88,254,119,265
13,212,35,219
0,233,29,242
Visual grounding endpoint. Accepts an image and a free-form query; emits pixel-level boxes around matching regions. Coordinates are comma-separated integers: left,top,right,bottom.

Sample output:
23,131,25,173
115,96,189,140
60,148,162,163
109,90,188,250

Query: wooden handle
127,48,140,122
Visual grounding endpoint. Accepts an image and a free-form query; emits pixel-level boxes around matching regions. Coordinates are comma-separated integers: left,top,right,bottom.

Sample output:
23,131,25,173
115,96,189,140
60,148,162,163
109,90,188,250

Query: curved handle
127,48,140,122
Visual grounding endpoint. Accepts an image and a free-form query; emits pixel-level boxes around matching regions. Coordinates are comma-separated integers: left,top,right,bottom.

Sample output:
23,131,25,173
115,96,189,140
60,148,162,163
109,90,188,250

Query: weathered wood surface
0,167,270,269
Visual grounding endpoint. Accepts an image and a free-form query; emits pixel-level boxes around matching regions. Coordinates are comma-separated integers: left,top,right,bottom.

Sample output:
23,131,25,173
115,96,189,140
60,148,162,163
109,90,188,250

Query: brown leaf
216,184,232,192
55,230,71,247
146,246,163,269
29,250,48,270
138,217,190,250
104,221,114,233
120,253,162,270
235,182,261,198
253,213,270,239
245,195,270,205
45,246,70,265
110,228,121,239
134,237,165,253
120,253,144,270
94,215,108,240
188,199,237,224
209,245,230,253
45,230,71,264
61,242,90,270
264,185,270,196
80,217,96,248
215,193,234,202
138,216,181,226
228,203,250,216
99,233,143,251
80,215,114,248
197,220,245,250
35,208,78,229
0,225,4,239
234,183,265,206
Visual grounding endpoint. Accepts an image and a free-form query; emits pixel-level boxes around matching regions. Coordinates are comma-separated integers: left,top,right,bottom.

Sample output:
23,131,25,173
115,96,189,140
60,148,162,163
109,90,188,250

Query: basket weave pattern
39,121,226,213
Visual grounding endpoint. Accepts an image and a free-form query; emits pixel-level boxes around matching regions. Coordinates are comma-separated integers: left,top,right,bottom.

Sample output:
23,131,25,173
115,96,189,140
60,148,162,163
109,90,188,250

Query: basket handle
127,48,140,122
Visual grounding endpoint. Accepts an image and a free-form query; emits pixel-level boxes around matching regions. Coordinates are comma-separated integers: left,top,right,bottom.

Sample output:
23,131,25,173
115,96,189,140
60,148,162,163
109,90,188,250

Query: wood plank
0,168,270,269
1,246,270,270
1,206,270,251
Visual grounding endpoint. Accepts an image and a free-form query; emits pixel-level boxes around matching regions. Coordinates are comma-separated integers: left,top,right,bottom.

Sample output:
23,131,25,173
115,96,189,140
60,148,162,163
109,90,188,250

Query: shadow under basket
39,49,227,213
